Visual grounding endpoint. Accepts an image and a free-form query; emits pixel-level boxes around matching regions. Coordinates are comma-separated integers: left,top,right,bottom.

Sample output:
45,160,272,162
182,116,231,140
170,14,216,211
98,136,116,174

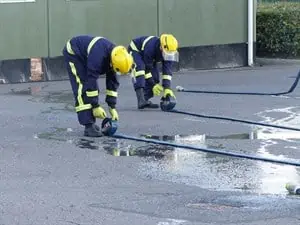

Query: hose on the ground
176,70,300,96
113,133,300,167
169,109,300,132
110,70,300,167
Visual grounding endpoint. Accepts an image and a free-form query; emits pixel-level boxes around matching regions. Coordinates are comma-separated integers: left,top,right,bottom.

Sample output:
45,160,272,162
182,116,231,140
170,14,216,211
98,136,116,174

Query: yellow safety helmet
111,46,134,75
160,34,179,62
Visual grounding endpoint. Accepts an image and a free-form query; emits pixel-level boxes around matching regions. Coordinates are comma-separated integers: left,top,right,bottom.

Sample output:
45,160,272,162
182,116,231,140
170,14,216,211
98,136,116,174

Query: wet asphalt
1,64,300,225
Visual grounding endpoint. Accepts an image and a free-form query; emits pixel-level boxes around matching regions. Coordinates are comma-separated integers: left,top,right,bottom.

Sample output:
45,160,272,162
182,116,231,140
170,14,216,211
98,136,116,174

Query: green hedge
257,2,300,58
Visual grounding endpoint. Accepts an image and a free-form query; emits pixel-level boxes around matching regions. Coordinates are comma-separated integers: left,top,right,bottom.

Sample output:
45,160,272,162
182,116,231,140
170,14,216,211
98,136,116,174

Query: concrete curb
256,57,300,66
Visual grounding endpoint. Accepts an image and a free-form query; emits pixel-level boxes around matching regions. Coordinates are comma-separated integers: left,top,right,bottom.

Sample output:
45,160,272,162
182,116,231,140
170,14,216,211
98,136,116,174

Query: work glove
152,84,163,96
163,88,176,99
92,106,107,119
109,107,119,121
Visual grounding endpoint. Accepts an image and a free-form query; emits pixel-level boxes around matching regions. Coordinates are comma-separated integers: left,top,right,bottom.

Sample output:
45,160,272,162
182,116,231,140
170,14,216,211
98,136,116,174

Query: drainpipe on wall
248,0,254,66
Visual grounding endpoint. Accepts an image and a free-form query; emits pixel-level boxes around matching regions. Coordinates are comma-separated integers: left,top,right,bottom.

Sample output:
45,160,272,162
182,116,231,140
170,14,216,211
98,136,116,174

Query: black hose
176,70,300,96
170,109,300,132
113,134,300,167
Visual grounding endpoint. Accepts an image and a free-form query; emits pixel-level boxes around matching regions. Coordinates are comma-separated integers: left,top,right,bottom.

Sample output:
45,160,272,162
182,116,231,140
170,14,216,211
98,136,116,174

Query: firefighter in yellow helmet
128,34,179,109
62,35,134,137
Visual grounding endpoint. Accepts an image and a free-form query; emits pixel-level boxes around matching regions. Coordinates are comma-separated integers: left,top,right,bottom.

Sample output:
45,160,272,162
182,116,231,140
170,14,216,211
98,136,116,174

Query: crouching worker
128,34,179,109
62,35,133,137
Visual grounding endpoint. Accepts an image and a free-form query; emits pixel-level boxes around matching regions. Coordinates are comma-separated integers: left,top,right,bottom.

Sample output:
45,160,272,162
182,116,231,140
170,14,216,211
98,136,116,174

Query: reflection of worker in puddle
62,35,134,137
105,141,134,157
103,137,176,160
103,135,208,173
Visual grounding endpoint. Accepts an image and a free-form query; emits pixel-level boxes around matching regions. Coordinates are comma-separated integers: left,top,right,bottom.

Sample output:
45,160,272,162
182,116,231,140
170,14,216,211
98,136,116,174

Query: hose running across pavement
110,107,300,167
169,109,300,132
113,133,300,167
176,70,300,96
110,70,300,167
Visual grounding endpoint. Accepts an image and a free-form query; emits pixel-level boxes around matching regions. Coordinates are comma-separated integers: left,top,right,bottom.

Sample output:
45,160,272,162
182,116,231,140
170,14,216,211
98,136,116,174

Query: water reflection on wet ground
21,88,300,196
137,132,300,195
35,127,300,196
27,90,300,196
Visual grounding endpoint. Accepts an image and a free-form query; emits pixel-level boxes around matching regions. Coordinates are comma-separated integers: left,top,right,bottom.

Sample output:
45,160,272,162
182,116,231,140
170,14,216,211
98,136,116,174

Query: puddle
36,129,181,158
37,91,74,104
33,106,300,196
141,133,251,141
9,86,44,96
137,133,300,195
34,127,74,142
142,130,300,144
7,85,74,109
35,126,300,195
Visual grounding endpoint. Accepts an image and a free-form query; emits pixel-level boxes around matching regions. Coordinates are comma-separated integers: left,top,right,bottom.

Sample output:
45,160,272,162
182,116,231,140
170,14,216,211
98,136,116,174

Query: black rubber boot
144,86,159,109
144,97,159,109
135,88,151,109
136,88,159,109
94,124,100,131
84,123,103,137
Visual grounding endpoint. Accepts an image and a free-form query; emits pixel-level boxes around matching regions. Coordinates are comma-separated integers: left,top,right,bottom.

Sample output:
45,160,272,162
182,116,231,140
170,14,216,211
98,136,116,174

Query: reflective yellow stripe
75,104,92,112
86,90,99,97
66,40,75,55
69,62,84,107
69,63,92,113
142,36,155,50
87,37,103,55
135,70,145,77
130,41,139,52
145,73,152,79
106,90,118,97
162,75,172,80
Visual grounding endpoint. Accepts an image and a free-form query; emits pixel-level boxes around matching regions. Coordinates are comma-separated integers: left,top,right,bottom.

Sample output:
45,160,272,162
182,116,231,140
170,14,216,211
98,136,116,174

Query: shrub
256,2,300,58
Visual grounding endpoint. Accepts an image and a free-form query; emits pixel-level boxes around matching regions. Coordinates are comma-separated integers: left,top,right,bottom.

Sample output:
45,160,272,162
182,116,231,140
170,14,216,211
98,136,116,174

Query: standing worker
128,34,179,109
62,35,134,137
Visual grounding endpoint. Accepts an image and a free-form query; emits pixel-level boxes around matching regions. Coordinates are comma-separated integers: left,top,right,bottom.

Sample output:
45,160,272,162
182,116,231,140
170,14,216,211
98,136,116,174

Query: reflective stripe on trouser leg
105,90,118,107
106,90,118,97
68,62,91,112
67,60,95,125
162,74,172,88
162,75,172,81
133,69,146,90
86,90,99,97
130,50,146,90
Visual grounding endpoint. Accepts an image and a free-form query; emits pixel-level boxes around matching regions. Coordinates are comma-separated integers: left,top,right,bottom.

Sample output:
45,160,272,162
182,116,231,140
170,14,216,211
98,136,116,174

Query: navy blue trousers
62,48,96,126
130,50,160,100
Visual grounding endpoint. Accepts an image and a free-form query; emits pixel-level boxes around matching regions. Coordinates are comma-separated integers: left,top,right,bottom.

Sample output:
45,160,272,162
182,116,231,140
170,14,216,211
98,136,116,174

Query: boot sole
84,132,103,137
138,104,159,109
